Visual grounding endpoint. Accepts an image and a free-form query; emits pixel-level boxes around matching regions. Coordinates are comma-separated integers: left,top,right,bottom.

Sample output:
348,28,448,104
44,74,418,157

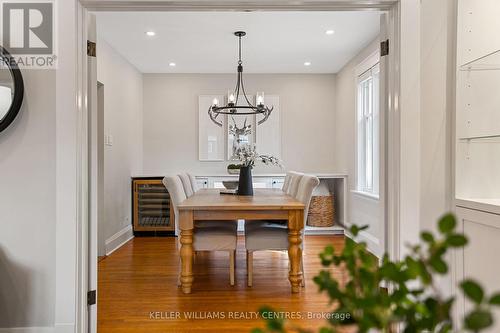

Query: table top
177,189,305,211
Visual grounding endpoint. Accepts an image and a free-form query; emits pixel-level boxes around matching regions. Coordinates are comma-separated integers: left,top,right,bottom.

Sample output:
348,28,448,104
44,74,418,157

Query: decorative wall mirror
0,46,24,133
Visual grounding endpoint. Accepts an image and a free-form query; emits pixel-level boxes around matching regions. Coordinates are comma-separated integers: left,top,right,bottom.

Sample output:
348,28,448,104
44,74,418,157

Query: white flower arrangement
236,145,283,169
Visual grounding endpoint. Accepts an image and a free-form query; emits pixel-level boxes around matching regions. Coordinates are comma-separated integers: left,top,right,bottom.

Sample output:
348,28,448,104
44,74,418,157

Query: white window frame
355,51,380,198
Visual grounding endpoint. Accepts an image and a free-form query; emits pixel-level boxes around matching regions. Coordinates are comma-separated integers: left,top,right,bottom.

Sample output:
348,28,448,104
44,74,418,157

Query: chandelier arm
235,71,241,102
208,106,223,127
257,106,274,125
239,72,255,107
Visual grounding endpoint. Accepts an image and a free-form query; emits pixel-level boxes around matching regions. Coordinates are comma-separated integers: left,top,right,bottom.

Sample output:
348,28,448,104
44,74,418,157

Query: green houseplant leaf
464,310,493,331
438,214,456,234
489,293,500,306
461,280,484,304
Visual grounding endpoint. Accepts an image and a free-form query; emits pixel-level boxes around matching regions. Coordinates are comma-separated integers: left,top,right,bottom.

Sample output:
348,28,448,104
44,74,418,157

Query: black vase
238,166,253,196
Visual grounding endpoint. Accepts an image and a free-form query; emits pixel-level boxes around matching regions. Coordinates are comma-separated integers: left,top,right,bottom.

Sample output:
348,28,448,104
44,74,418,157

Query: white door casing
73,3,402,333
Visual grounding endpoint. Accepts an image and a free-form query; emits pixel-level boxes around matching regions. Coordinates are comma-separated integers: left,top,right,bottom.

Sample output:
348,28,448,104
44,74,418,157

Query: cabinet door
271,178,285,189
253,178,271,189
196,178,208,189
454,207,500,332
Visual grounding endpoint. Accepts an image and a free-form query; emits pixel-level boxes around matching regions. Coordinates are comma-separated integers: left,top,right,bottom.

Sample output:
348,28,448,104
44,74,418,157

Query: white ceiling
96,11,380,74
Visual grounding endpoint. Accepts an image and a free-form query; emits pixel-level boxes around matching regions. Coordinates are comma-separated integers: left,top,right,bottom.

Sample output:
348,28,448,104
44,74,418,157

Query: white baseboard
0,327,54,333
105,225,134,255
54,323,74,333
344,221,382,257
305,227,344,235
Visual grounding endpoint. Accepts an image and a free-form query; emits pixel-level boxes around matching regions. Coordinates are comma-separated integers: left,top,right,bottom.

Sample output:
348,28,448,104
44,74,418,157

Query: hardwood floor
98,235,346,333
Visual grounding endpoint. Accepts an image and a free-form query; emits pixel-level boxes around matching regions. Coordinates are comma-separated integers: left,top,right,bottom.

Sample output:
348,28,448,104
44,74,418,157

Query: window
356,61,380,196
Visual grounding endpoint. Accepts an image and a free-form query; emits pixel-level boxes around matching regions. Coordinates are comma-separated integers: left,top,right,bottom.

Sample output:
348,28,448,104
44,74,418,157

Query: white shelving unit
456,47,500,207
453,1,500,330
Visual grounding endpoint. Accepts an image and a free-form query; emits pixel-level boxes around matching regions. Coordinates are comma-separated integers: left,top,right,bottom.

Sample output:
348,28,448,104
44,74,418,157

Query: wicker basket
307,195,335,227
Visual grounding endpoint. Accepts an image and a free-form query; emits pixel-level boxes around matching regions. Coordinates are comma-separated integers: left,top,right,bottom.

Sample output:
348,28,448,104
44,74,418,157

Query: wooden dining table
176,188,305,294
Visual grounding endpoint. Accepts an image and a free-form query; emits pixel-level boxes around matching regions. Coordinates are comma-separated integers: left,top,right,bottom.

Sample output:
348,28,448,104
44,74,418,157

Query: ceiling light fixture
325,30,335,35
304,61,312,66
145,31,156,37
169,62,176,67
208,31,273,127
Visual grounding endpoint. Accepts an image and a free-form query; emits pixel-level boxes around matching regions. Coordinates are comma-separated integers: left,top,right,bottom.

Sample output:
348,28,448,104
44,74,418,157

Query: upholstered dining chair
188,173,199,193
287,172,304,197
281,171,295,193
178,173,194,197
244,174,320,287
179,172,238,230
163,175,238,286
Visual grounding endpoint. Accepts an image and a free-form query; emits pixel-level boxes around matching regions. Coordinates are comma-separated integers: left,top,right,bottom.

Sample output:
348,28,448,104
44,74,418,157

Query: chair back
282,171,295,193
287,172,304,197
178,173,194,197
296,174,320,224
187,173,199,193
162,175,187,236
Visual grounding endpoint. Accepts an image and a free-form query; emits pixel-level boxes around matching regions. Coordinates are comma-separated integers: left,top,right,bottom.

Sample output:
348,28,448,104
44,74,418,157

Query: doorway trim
73,1,401,332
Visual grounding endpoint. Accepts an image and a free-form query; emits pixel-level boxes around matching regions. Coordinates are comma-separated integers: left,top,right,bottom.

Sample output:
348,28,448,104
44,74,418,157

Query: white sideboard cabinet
195,173,347,235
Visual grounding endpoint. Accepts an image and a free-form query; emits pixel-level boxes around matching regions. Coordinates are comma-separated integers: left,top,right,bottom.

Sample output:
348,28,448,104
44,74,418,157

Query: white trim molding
105,225,134,255
0,328,54,333
80,1,397,12
68,3,404,333
0,326,74,333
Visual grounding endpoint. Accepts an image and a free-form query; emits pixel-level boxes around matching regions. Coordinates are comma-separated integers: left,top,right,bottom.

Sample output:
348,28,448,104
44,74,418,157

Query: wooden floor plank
98,235,345,333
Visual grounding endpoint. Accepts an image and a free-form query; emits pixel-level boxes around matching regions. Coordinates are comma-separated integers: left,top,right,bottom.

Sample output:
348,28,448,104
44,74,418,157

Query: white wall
334,38,383,255
0,70,56,328
420,0,455,233
418,0,456,298
97,38,143,255
142,74,336,175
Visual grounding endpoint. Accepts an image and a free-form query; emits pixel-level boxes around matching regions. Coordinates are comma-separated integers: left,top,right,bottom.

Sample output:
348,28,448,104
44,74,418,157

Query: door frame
73,1,401,332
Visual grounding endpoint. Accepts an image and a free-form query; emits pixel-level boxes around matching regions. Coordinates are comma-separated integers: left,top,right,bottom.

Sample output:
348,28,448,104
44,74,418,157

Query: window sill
351,190,380,201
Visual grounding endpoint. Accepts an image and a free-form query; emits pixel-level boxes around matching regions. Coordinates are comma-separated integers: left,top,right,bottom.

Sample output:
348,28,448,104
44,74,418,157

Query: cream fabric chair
163,175,238,286
188,173,199,192
287,172,304,197
281,171,295,193
245,174,320,287
178,173,194,197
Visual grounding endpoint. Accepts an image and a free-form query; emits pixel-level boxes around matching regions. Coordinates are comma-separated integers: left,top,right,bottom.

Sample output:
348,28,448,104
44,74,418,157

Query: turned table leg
288,209,304,293
179,210,194,294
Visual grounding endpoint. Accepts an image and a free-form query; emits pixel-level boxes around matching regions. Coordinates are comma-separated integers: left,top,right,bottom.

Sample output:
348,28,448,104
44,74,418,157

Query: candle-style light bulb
212,98,219,106
229,94,235,103
256,92,265,107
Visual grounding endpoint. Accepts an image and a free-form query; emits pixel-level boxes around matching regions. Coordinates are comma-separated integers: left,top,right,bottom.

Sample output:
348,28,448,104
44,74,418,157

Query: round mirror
0,46,24,133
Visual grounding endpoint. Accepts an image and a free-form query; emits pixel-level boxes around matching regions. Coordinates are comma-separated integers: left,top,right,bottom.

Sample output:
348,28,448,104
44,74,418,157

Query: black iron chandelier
208,31,273,127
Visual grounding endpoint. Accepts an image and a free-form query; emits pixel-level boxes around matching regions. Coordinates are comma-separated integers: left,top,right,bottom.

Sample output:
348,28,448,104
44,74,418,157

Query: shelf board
305,225,344,235
456,198,500,215
460,49,500,71
458,134,500,141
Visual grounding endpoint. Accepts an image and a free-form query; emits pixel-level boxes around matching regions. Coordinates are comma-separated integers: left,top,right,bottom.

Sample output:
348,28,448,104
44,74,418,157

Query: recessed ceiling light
325,30,335,35
145,31,156,37
304,61,311,66
169,62,176,67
